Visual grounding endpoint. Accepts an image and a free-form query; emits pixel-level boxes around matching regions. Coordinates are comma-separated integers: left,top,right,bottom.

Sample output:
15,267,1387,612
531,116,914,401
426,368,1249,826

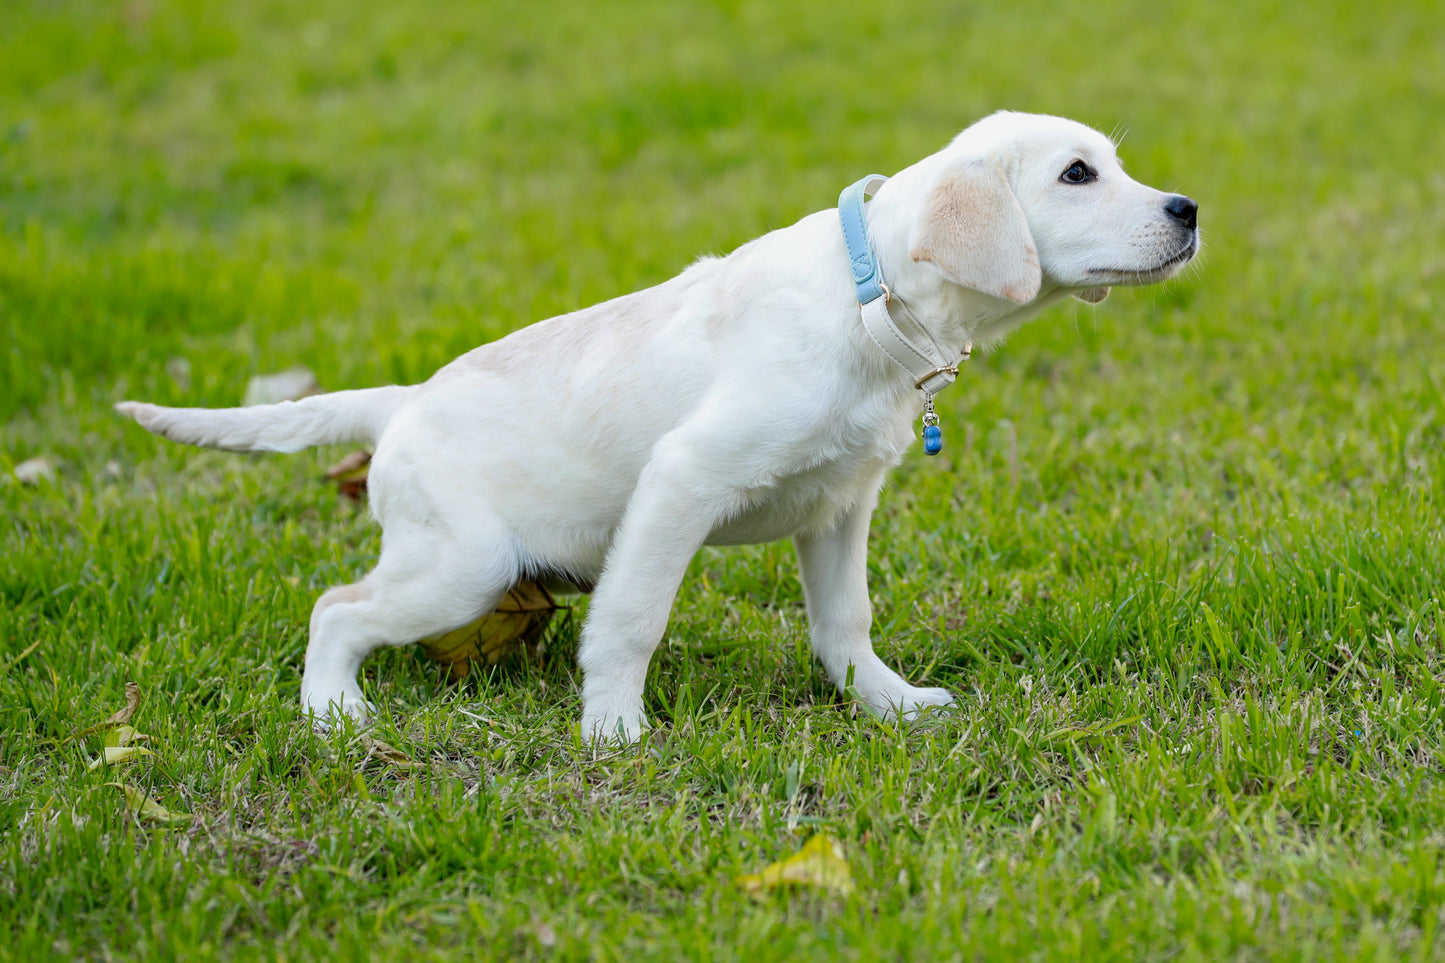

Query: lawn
4,0,1445,959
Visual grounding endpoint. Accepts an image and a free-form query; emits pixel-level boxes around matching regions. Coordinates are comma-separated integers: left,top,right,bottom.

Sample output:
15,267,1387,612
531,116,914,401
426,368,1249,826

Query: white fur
117,112,1198,744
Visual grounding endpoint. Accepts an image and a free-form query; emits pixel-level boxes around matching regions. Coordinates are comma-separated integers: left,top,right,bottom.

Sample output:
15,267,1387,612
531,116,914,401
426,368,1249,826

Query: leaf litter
105,782,191,825
417,580,560,681
736,834,856,897
76,683,192,824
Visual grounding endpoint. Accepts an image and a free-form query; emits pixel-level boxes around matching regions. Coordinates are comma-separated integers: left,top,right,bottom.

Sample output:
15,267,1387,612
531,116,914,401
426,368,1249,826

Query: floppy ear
1073,287,1110,303
909,161,1041,305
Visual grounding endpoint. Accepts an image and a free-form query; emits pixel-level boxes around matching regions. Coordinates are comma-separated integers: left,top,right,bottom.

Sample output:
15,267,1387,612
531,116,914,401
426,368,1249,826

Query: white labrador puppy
119,111,1198,743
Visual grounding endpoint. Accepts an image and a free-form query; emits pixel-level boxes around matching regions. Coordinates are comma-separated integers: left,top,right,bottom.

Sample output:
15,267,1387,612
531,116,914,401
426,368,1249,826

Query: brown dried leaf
105,682,142,727
66,681,142,743
356,733,421,769
324,450,372,501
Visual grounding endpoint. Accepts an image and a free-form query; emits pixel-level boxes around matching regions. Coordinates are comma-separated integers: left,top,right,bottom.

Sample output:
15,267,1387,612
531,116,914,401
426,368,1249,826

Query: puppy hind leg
300,525,518,727
302,581,376,723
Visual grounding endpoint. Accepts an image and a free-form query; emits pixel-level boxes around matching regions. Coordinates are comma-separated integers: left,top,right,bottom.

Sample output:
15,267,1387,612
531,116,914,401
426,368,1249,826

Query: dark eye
1060,161,1095,184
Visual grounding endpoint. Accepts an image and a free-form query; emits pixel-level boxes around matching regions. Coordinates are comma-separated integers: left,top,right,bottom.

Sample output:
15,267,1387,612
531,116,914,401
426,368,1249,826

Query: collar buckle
914,366,958,391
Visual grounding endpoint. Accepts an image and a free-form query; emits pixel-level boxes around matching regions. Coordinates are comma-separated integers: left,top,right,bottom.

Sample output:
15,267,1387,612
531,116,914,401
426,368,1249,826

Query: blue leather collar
837,174,890,305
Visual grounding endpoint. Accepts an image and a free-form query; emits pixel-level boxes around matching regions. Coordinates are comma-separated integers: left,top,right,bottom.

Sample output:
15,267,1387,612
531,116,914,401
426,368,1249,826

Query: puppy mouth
1088,236,1198,283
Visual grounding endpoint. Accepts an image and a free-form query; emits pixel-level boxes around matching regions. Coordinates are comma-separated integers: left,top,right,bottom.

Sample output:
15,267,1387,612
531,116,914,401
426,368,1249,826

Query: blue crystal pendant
921,395,943,456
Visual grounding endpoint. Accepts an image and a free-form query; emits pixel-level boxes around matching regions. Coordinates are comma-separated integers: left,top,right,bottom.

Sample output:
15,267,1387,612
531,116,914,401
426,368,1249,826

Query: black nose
1165,194,1198,230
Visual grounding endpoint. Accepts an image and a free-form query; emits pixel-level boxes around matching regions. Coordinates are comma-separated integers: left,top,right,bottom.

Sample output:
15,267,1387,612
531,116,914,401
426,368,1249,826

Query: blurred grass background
4,0,1445,959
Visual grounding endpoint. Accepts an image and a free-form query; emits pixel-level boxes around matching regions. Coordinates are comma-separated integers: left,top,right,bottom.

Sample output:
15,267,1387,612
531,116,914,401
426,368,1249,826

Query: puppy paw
301,683,373,732
840,658,954,722
580,705,648,747
856,682,955,722
895,685,956,720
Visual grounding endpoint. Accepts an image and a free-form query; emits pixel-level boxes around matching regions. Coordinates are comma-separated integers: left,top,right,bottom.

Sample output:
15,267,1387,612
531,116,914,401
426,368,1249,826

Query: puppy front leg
578,449,720,745
795,495,955,721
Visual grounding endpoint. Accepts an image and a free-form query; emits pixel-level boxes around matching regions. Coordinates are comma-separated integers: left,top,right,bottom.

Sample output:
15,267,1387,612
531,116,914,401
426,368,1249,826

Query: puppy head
910,112,1198,303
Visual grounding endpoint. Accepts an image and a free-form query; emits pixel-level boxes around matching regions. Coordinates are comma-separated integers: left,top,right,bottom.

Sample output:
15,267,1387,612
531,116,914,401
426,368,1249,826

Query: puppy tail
115,385,413,454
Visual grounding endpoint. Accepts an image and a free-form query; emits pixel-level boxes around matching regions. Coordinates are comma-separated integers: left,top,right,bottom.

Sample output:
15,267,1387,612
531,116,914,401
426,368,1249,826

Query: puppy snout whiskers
1165,194,1198,231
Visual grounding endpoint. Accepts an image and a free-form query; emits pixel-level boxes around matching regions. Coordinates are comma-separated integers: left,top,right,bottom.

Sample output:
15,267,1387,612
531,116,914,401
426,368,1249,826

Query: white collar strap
837,175,969,396
838,175,971,454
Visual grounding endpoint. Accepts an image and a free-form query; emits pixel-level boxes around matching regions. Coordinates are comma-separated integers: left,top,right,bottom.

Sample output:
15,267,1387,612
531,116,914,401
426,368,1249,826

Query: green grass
4,0,1445,958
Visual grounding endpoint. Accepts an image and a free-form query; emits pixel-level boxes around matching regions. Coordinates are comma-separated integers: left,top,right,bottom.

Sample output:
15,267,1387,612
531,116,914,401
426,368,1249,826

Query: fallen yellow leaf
86,746,156,772
736,834,856,897
417,580,559,681
104,724,148,749
105,782,191,825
